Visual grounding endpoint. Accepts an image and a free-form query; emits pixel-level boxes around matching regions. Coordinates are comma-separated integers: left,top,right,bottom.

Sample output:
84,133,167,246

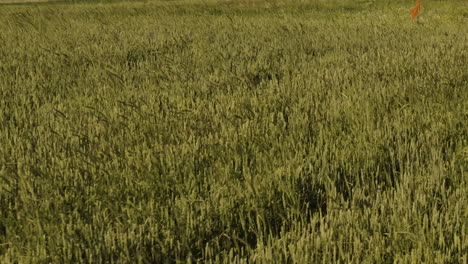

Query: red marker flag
410,0,421,20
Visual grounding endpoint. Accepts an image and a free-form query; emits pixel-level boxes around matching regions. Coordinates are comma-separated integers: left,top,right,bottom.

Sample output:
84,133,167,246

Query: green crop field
0,0,467,263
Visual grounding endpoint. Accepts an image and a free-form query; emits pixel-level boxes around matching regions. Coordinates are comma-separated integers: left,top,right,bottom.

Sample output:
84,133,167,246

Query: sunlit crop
0,0,467,263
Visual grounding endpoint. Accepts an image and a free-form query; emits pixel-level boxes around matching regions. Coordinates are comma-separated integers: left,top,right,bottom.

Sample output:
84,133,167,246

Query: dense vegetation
0,0,467,263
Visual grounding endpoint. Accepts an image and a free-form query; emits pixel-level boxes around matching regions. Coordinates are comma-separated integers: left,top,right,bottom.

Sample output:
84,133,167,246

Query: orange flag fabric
410,0,421,20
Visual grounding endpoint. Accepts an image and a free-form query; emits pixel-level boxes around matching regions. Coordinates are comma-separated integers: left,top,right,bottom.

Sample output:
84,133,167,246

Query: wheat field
0,0,467,263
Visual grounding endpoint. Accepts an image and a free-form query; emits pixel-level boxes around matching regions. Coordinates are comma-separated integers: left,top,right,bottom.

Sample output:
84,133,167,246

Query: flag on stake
410,0,421,20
